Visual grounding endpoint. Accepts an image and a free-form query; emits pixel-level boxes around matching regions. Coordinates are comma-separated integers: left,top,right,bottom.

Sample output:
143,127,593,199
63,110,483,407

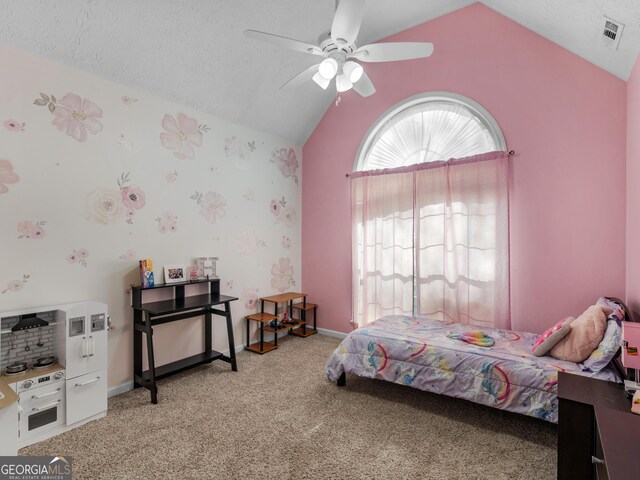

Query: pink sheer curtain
352,151,510,329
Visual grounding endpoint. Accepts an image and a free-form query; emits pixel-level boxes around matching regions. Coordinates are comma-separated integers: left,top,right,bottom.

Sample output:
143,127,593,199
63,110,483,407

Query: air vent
602,16,624,50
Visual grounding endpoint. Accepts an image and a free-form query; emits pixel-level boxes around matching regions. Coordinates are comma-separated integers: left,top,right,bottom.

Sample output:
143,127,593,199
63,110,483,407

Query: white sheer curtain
415,153,510,328
352,152,510,329
351,171,415,327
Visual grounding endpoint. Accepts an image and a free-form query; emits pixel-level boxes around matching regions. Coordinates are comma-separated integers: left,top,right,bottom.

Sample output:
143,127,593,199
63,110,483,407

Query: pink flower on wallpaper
0,159,19,194
165,171,178,183
224,136,252,170
86,188,124,224
160,113,206,160
270,197,296,227
67,249,89,267
269,199,281,217
191,191,227,225
1,275,29,295
281,236,291,249
271,148,299,184
121,185,146,210
156,211,178,233
242,287,259,311
281,207,297,228
235,229,265,256
3,119,25,132
51,93,103,143
271,257,294,293
119,249,136,261
17,220,46,239
117,172,146,224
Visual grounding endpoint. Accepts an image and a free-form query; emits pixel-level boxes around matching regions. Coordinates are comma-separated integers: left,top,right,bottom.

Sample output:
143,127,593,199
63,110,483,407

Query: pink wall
302,3,627,334
627,54,640,315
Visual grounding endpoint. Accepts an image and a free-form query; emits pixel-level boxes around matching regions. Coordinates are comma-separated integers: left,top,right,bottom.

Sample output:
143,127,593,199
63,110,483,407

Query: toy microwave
622,321,640,370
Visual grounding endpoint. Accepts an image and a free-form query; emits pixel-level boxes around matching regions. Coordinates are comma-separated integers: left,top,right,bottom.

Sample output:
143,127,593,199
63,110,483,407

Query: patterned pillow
532,317,574,357
582,298,624,372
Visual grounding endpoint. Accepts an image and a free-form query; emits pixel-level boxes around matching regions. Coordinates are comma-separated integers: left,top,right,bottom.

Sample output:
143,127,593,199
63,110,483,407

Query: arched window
351,92,510,329
355,92,506,172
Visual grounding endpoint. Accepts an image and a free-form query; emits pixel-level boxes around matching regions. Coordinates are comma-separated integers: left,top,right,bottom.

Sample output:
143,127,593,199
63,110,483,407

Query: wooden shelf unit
291,302,317,337
245,292,317,354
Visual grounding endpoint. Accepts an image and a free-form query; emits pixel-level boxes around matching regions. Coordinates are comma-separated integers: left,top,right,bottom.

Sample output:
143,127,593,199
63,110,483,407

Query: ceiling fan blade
352,71,376,97
352,42,434,63
280,64,321,90
331,0,365,46
245,30,324,56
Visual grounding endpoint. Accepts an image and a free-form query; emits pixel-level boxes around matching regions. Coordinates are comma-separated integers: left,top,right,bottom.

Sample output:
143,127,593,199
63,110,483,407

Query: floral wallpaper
0,43,301,389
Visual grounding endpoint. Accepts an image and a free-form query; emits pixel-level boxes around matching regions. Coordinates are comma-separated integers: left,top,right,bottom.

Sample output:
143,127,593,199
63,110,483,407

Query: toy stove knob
22,379,33,390
53,372,64,380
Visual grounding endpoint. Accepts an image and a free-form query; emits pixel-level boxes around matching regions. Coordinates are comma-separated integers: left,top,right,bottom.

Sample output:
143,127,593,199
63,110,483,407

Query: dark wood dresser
558,372,640,480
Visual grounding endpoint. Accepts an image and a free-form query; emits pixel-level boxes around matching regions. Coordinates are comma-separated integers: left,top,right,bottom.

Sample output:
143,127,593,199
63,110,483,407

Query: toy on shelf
269,319,284,329
281,311,297,326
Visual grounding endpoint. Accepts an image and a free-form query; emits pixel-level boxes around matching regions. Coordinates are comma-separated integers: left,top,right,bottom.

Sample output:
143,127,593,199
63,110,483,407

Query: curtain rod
345,150,516,178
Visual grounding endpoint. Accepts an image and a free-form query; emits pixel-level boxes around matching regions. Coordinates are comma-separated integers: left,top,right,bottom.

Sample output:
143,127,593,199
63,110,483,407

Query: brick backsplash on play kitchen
1,312,56,367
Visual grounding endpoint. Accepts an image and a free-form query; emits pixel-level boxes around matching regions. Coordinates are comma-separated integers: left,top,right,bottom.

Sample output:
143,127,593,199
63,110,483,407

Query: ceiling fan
244,0,434,97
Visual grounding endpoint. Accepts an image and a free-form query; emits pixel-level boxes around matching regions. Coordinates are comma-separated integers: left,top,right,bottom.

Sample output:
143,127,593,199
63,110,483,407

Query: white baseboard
108,381,134,398
107,343,247,398
316,327,348,339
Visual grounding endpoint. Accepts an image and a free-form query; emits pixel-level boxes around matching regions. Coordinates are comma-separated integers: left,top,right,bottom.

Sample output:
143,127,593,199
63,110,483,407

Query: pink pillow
549,305,610,363
532,317,574,357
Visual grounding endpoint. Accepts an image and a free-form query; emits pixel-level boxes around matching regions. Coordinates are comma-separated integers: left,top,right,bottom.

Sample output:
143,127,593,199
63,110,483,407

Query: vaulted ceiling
1,1,639,145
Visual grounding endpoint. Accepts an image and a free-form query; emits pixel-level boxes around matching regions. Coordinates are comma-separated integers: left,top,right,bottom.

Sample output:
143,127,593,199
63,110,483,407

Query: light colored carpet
21,335,557,479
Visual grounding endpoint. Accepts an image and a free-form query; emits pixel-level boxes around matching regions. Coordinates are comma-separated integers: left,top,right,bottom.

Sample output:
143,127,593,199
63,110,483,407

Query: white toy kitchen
0,301,108,454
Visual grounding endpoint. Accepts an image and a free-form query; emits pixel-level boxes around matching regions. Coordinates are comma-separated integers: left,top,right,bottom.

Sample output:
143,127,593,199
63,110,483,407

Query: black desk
132,279,238,404
558,372,640,480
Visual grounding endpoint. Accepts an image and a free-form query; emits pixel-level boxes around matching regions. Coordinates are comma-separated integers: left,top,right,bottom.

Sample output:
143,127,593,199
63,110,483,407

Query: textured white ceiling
482,0,640,80
0,1,639,145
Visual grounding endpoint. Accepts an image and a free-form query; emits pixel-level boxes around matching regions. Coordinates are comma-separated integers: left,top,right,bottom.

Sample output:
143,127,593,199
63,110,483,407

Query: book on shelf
139,258,155,288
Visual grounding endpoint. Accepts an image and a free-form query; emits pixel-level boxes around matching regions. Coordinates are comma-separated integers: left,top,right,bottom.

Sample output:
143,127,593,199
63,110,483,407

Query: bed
326,314,623,423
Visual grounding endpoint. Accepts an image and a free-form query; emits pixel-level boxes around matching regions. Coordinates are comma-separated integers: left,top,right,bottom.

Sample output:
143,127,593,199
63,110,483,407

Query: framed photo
164,265,186,284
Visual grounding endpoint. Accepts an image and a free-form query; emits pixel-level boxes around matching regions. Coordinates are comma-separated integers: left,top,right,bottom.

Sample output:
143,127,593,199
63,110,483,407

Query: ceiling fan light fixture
312,71,331,90
343,61,363,83
336,73,353,92
318,58,339,80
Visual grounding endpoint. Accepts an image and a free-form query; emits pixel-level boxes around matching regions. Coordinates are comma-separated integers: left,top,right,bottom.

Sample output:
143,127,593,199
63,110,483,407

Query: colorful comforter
326,315,621,423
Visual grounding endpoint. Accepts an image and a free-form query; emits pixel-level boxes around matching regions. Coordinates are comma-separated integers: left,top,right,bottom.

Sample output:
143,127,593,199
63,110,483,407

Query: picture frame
163,264,186,284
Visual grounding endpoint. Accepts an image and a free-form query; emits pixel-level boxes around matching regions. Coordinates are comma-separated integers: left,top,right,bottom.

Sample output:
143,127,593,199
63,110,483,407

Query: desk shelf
132,278,238,404
136,351,224,383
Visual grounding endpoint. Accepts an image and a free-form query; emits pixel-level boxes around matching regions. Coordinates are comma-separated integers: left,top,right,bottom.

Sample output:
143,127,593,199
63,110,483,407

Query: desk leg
224,302,238,371
205,308,212,352
133,309,142,388
144,311,158,404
